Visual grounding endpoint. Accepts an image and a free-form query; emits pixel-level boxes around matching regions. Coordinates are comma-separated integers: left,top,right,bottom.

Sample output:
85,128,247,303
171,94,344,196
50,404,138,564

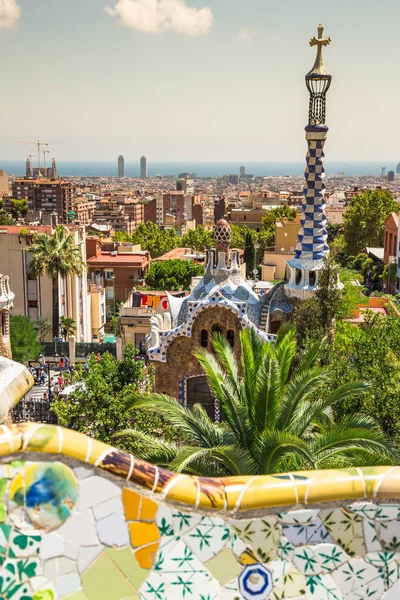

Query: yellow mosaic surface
2,423,400,513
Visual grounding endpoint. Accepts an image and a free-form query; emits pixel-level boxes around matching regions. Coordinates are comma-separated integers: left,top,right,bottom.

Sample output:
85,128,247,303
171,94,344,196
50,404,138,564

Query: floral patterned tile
364,518,382,553
314,543,349,573
306,573,344,600
293,546,322,575
183,517,230,563
283,517,332,547
230,516,280,563
332,557,384,600
379,520,400,551
319,509,366,557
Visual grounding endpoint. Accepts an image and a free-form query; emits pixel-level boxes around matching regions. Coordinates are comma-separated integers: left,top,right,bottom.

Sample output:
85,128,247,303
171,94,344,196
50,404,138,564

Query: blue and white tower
285,25,341,300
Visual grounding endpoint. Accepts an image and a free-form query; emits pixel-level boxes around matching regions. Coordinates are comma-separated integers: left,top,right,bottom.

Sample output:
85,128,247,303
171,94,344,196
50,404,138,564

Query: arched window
295,269,302,285
309,270,317,287
211,324,223,336
227,330,234,348
200,329,208,348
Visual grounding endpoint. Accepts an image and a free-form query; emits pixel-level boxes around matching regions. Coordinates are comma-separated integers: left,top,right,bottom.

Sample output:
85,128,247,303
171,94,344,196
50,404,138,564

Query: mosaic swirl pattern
0,425,399,598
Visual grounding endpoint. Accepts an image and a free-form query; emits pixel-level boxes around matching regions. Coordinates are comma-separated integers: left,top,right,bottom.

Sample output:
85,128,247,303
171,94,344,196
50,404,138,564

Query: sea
0,160,397,179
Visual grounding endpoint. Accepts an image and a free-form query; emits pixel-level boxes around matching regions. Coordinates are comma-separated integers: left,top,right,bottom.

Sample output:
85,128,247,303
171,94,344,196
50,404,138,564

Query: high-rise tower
118,155,124,178
140,156,147,179
285,25,341,300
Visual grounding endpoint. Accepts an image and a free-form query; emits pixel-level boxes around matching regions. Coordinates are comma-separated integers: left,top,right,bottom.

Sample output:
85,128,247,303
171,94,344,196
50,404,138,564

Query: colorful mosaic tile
0,425,399,598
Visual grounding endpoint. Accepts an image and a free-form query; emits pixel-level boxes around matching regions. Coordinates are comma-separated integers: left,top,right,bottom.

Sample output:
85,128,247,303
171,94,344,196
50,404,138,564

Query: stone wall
1,423,400,599
154,305,242,397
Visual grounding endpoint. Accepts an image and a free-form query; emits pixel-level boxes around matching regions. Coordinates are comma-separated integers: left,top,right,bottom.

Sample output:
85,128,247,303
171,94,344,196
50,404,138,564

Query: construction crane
13,140,49,169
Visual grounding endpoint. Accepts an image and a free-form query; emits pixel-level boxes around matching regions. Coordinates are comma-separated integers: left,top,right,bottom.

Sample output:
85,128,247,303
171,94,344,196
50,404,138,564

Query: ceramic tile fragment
283,517,332,547
56,572,82,597
293,546,322,575
364,517,382,552
320,508,366,556
97,512,129,547
74,466,93,480
57,510,99,547
77,476,120,511
379,519,400,551
81,552,137,600
230,516,280,562
204,548,241,585
332,557,384,599
93,496,124,521
40,533,65,560
8,462,78,533
78,545,104,574
106,547,149,590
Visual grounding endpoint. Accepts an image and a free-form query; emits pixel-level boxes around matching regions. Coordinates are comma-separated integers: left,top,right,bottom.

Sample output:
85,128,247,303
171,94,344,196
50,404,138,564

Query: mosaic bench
0,424,399,599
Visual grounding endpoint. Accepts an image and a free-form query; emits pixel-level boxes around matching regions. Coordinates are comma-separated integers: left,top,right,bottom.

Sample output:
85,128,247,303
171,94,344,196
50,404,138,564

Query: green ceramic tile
205,549,241,585
105,547,149,591
63,593,88,600
82,553,136,600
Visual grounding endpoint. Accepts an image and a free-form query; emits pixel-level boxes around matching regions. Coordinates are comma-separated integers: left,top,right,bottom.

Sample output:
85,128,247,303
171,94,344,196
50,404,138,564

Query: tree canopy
53,345,181,453
343,189,398,256
182,226,213,251
114,222,181,259
10,199,28,220
144,259,203,291
121,327,395,476
10,314,43,364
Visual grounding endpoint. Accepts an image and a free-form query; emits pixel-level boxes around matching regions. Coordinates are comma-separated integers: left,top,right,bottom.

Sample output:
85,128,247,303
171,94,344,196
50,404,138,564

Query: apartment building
86,239,151,318
0,226,104,342
11,179,75,224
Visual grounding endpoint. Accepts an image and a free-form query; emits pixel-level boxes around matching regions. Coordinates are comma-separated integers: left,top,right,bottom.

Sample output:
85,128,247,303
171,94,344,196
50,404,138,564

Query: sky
0,0,400,162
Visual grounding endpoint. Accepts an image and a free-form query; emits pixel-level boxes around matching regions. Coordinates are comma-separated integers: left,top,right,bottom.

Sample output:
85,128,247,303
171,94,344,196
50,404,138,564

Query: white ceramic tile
74,466,93,480
56,572,82,597
76,476,121,511
40,533,65,561
93,496,124,521
276,509,320,524
314,543,348,573
97,512,129,547
332,558,384,600
57,510,99,547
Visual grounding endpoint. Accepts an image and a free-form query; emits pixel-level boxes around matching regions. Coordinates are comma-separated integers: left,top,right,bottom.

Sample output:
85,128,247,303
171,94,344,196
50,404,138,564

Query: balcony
120,306,156,318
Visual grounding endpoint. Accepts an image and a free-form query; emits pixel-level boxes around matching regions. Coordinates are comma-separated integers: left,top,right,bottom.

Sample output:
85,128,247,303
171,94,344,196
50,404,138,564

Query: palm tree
28,226,85,338
120,327,396,476
59,316,76,340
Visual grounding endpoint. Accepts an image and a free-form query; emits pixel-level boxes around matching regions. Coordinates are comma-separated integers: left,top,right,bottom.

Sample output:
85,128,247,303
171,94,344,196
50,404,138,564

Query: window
135,333,146,352
309,271,317,286
200,329,208,348
227,330,234,348
295,269,302,285
105,271,114,281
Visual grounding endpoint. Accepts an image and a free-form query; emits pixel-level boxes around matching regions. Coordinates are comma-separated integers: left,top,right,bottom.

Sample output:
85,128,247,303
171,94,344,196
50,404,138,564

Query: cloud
0,0,21,29
236,28,257,42
105,0,213,36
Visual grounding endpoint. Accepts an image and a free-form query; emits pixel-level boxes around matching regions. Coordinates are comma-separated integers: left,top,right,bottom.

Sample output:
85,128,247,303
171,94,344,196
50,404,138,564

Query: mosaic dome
214,218,231,248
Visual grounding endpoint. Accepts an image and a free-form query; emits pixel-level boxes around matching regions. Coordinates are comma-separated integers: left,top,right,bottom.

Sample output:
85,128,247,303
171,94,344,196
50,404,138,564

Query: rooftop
87,252,149,266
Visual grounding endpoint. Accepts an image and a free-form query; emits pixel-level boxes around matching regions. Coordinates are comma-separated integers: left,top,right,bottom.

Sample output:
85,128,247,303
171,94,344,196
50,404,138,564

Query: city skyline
1,0,400,162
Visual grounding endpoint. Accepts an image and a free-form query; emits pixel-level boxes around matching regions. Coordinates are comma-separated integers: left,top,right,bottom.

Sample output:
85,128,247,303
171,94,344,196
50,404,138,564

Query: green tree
127,222,180,259
230,225,256,249
121,327,395,476
59,316,76,340
0,200,13,225
145,259,203,291
34,316,52,342
243,231,255,279
182,226,213,251
10,314,43,364
328,313,400,438
293,255,343,341
28,226,85,338
52,345,180,453
343,189,398,256
10,199,28,220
